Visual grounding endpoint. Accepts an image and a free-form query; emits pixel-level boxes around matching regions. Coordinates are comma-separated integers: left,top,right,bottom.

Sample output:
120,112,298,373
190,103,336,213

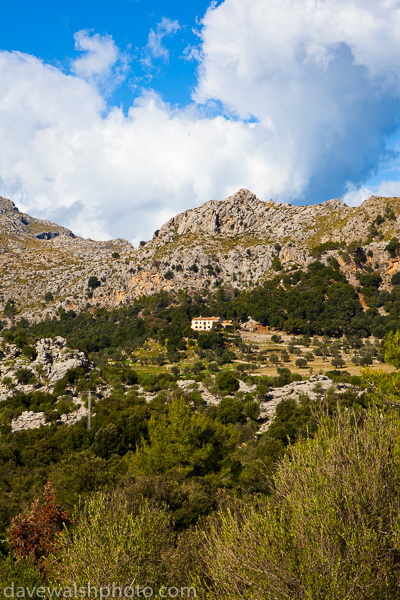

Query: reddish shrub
10,482,71,563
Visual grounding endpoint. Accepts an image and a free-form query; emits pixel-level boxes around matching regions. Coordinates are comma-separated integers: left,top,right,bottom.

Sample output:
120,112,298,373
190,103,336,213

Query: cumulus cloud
343,179,400,207
72,30,129,91
142,17,181,68
2,0,400,243
196,0,400,202
0,49,294,243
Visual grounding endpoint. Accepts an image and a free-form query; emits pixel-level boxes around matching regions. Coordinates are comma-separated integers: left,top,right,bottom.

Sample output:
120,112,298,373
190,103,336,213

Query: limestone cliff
1,189,400,321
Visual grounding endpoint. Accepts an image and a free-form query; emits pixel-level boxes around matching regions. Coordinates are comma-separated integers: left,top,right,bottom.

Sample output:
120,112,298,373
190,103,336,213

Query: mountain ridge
1,189,400,322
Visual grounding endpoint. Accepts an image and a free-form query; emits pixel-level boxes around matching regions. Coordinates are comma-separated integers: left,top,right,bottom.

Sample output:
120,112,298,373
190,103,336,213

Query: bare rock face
0,336,92,432
159,189,261,237
1,189,400,321
158,189,351,242
11,411,49,433
48,358,85,383
0,196,74,238
11,403,88,433
0,336,91,402
32,337,88,382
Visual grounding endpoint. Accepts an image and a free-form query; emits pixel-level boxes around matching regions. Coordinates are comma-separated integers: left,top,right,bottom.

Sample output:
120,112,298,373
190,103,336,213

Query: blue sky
1,0,400,243
1,0,213,108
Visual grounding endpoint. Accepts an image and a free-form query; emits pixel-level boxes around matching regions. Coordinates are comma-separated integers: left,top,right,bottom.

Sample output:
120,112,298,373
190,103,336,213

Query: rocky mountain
1,189,400,321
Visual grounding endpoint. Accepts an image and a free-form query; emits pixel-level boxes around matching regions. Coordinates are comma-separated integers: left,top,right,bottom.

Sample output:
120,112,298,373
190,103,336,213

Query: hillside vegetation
2,191,400,597
0,269,400,597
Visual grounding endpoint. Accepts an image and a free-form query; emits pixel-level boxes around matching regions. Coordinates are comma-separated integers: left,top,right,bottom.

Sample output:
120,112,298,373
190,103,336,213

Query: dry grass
240,330,393,377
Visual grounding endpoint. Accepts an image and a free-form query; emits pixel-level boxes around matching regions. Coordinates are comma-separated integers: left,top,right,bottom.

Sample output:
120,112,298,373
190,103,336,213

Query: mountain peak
322,198,348,210
0,196,19,214
225,188,258,203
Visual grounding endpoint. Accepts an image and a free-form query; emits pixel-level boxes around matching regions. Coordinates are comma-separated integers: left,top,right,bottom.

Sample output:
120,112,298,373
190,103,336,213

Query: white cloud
142,17,181,67
72,30,129,91
73,31,118,78
344,180,400,207
0,49,300,242
2,1,400,242
195,0,400,202
182,44,202,62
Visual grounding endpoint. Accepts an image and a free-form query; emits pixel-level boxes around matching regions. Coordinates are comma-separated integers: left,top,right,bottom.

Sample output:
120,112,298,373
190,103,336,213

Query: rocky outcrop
179,373,357,435
0,196,74,238
10,403,88,433
259,375,332,421
158,189,351,242
0,336,92,433
33,337,88,382
175,377,257,406
0,336,91,402
257,374,361,433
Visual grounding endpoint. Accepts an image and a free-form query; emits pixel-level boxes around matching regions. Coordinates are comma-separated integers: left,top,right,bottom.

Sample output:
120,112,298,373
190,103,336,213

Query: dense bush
15,367,34,385
215,371,240,393
216,397,245,425
199,408,400,599
50,493,172,588
88,276,100,289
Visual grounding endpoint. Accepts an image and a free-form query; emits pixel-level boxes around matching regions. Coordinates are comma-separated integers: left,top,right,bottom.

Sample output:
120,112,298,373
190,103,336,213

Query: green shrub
50,493,173,588
88,276,101,289
386,238,400,258
215,371,240,393
217,397,245,424
197,330,224,350
391,272,400,286
199,409,400,599
295,357,307,368
15,367,34,385
310,240,341,257
22,345,37,361
360,355,373,366
271,334,281,343
269,353,279,365
208,361,219,372
0,554,43,591
243,400,260,420
271,256,282,271
325,370,351,383
331,356,345,368
385,209,396,221
4,300,17,318
192,361,205,375
130,396,238,477
2,375,13,387
55,399,73,415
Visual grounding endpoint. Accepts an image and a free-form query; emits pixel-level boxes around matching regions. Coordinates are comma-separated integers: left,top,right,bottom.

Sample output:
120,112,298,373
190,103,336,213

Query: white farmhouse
191,316,223,331
191,316,232,331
